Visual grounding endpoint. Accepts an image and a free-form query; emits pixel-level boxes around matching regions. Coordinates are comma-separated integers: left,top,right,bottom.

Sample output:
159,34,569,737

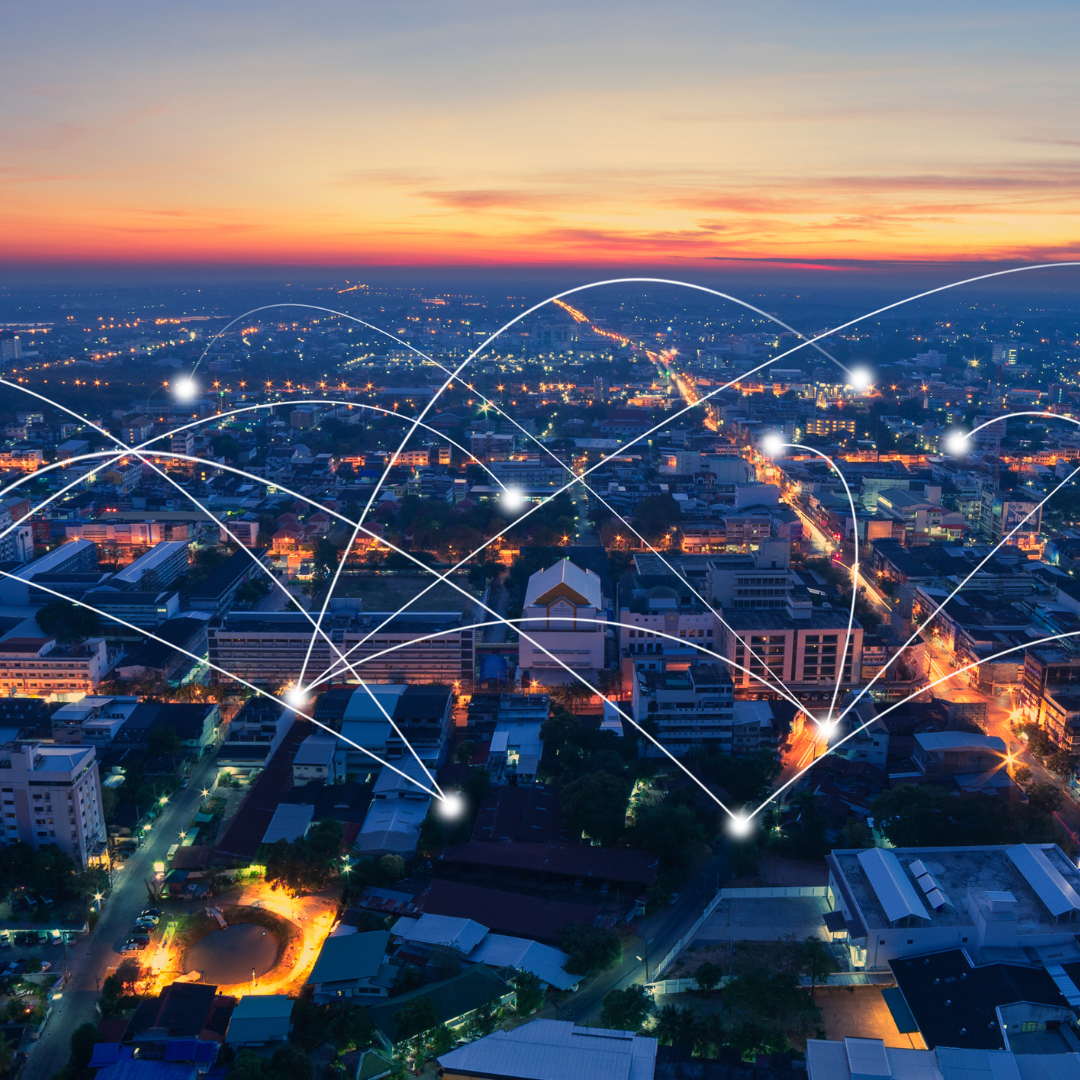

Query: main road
23,753,220,1080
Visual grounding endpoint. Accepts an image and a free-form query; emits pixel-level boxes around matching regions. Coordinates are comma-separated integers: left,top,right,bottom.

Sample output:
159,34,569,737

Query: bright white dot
760,433,785,457
944,430,970,457
283,686,308,709
500,486,526,513
727,814,754,839
173,376,198,401
437,792,466,820
848,366,873,390
820,719,839,736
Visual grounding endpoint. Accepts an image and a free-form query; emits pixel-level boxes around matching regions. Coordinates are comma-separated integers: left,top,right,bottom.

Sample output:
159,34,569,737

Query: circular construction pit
185,923,279,984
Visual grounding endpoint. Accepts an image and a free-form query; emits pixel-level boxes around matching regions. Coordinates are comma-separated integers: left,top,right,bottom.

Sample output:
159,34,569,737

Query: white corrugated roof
262,803,314,844
524,559,603,610
436,1019,656,1080
1007,844,1080,918
857,848,931,924
467,933,579,991
915,732,1007,754
391,912,489,954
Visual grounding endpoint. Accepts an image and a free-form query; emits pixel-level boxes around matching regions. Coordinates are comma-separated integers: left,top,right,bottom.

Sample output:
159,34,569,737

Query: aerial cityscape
3,3,1080,1080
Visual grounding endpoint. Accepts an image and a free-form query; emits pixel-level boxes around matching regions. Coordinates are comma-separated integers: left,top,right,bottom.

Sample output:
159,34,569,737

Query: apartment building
0,539,97,605
109,540,189,591
0,633,109,700
208,610,475,688
631,662,736,755
0,742,106,868
709,539,798,611
718,610,864,699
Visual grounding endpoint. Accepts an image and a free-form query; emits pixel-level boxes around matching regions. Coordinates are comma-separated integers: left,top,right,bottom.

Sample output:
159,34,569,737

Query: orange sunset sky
2,1,1079,267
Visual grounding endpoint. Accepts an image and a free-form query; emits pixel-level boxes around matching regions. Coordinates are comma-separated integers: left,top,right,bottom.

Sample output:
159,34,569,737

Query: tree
653,1003,684,1045
561,771,630,846
1046,751,1077,779
726,1018,788,1060
228,1049,266,1080
261,818,345,895
455,740,478,765
628,801,708,874
559,924,622,975
801,936,838,997
35,601,99,643
116,958,142,995
430,1025,454,1055
378,854,406,881
632,495,682,545
469,1001,497,1038
69,1022,103,1071
600,985,652,1032
688,748,780,805
512,969,543,1015
694,961,723,995
265,1044,315,1080
148,725,182,757
1027,782,1064,814
392,996,438,1042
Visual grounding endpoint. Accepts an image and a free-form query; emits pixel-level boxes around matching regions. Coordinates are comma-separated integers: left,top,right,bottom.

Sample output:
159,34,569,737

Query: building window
907,939,913,945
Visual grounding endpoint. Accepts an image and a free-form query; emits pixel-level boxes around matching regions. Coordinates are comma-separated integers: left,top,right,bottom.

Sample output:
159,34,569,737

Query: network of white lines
2,264,1079,843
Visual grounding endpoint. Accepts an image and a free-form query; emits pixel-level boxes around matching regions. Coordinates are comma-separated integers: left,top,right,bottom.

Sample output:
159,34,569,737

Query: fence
647,971,894,996
649,885,833,980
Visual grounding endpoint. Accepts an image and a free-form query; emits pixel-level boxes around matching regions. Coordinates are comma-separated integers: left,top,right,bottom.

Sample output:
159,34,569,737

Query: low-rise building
306,930,392,1003
827,843,1080,972
437,1019,657,1080
631,662,736,755
355,758,432,857
293,735,338,786
224,996,292,1047
0,632,109,700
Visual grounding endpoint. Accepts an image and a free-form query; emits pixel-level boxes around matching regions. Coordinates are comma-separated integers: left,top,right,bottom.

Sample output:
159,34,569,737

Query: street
23,753,220,1080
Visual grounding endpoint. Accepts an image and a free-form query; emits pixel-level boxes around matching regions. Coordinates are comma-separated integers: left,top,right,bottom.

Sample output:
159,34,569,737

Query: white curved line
784,443,861,726
833,413,1080,727
752,628,1080,819
0,566,442,799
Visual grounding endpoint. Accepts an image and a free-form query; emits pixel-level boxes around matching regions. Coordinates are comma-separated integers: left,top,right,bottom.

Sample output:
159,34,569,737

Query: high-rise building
0,742,107,868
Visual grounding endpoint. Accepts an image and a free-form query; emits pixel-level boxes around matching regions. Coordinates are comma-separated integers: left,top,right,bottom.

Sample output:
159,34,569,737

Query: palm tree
653,1004,682,1045
676,1007,706,1053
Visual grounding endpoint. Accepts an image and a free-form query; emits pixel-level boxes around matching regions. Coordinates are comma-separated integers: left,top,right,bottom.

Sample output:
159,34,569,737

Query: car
0,963,17,978
119,941,144,954
49,930,62,946
12,959,28,975
62,932,77,946
0,932,11,949
136,914,160,925
38,962,51,972
180,778,189,788
141,909,162,918
129,933,151,943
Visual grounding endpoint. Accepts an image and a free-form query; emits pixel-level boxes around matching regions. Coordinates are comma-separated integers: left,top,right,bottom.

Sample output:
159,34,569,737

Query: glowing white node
500,486,526,512
848,366,874,390
944,430,970,457
727,814,754,839
173,376,198,401
283,686,308,709
820,719,839,736
437,792,466,820
760,433,785,457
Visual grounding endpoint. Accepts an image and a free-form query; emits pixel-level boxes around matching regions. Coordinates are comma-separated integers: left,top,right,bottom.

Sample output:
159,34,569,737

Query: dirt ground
814,985,926,1049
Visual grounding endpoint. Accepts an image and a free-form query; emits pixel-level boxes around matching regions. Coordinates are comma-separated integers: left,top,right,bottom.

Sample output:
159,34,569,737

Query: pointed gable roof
524,559,603,610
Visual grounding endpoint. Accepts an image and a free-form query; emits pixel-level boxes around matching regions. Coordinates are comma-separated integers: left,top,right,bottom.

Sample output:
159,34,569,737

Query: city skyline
3,1,1080,267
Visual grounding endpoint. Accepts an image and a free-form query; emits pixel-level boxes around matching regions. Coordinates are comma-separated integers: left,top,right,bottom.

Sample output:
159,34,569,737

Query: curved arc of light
0,565,442,799
0,381,450,798
0,425,740,818
832,413,1080,728
751,628,1080,819
310,362,815,723
784,442,861,725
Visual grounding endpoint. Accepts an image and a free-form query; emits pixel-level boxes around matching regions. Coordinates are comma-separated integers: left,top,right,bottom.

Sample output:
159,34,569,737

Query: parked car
35,931,47,945
0,932,11,948
37,895,53,908
38,961,51,972
129,933,150,944
136,914,159,926
49,930,62,946
119,941,143,954
12,959,28,975
62,932,77,946
141,909,162,918
0,963,17,978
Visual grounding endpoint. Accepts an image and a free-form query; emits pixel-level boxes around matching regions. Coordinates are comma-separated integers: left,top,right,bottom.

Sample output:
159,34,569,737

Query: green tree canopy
512,969,544,1015
632,495,682,545
600,985,652,1032
35,600,100,643
559,924,622,975
561,771,630,846
393,996,439,1043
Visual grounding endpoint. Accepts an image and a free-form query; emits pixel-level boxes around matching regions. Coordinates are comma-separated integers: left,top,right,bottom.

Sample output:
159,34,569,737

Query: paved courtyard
694,896,832,943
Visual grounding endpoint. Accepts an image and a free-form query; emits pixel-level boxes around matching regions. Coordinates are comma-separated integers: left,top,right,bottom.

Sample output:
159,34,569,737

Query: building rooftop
830,845,1080,935
524,558,603,610
261,803,314,844
307,930,390,987
390,913,489,955
437,1019,657,1080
